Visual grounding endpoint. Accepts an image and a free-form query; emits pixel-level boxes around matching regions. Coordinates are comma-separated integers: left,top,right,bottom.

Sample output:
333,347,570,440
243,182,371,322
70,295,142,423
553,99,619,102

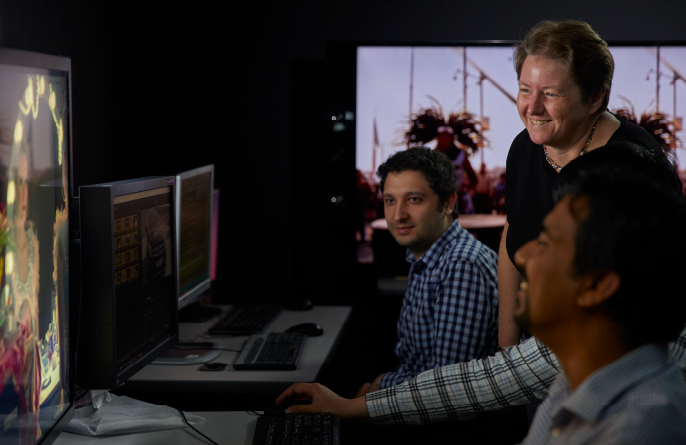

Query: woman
498,20,668,346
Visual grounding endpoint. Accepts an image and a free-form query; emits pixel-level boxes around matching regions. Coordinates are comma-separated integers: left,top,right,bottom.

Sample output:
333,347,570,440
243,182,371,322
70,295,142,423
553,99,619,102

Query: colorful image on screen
0,67,70,443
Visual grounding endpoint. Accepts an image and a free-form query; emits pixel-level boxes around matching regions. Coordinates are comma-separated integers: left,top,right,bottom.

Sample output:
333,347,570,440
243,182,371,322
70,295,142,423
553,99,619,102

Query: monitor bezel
0,47,76,444
174,164,214,310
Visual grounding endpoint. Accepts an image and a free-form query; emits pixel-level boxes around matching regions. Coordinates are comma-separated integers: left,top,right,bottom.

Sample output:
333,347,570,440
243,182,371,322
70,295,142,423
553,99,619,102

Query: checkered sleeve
668,326,686,380
380,259,498,388
366,337,560,425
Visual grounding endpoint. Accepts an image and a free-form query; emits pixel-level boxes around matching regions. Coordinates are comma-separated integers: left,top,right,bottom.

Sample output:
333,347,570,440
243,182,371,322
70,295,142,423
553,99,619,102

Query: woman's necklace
544,114,601,172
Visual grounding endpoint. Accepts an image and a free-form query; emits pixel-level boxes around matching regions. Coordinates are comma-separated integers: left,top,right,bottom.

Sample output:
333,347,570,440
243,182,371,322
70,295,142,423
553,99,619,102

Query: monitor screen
113,186,175,375
176,166,213,310
210,189,219,283
0,51,72,443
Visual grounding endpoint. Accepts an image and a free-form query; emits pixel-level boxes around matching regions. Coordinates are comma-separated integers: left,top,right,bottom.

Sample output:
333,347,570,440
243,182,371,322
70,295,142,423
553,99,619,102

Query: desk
53,411,257,445
124,306,352,395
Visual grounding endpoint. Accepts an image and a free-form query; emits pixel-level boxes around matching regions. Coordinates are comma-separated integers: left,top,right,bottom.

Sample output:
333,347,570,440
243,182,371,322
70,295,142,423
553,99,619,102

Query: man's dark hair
555,143,686,345
377,147,459,219
553,142,682,204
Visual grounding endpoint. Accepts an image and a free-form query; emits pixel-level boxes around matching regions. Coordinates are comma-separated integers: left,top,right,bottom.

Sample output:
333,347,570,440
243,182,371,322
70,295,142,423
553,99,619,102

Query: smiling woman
498,20,670,347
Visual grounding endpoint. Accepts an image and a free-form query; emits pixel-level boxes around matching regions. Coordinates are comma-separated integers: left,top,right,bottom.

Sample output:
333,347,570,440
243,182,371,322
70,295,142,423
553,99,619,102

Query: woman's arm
498,221,521,347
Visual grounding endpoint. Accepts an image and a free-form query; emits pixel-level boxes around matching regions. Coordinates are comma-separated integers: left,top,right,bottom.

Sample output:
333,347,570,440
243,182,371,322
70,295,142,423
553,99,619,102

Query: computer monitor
175,165,214,311
0,48,75,444
76,176,178,389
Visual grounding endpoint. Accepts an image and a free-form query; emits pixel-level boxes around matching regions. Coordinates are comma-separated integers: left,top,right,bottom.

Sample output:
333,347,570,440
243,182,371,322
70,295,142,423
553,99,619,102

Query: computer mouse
264,399,312,415
285,322,323,337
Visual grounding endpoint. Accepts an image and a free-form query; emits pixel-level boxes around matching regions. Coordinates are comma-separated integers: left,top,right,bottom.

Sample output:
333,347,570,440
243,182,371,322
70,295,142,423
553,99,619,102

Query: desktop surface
124,305,352,394
52,411,257,445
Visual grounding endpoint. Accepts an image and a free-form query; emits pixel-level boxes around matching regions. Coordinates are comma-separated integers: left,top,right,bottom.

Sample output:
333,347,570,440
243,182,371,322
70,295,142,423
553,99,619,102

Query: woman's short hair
514,20,614,114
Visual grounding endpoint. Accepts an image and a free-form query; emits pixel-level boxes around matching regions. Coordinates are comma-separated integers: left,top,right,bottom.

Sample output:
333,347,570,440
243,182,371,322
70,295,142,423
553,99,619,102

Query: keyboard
209,304,282,335
234,332,307,370
252,413,340,445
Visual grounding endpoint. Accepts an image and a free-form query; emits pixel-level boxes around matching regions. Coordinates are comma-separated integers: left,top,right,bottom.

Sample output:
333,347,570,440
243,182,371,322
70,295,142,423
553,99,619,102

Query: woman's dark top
505,114,665,265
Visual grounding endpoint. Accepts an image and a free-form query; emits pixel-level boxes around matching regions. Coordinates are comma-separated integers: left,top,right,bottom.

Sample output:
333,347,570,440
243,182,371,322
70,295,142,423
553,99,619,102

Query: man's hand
275,383,370,420
354,373,386,398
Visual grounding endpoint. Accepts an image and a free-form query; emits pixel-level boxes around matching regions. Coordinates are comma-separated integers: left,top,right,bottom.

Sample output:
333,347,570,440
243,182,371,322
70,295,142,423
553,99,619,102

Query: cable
179,409,219,445
247,411,264,416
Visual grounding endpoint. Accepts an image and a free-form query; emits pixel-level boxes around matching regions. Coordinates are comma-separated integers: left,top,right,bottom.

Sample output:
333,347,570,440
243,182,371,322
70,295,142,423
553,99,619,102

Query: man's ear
444,192,457,216
576,271,620,308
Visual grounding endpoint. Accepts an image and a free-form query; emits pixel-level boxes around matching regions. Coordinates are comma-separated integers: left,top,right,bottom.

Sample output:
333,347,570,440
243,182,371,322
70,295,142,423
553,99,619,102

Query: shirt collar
549,343,671,427
405,219,463,270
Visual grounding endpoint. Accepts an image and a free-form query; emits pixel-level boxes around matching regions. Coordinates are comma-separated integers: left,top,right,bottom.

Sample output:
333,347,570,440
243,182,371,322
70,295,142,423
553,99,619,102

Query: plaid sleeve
668,325,686,380
366,337,560,425
380,259,498,388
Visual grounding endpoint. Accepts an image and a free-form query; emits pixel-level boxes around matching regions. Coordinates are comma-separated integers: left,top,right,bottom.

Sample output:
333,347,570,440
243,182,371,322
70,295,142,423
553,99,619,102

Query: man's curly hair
377,147,459,219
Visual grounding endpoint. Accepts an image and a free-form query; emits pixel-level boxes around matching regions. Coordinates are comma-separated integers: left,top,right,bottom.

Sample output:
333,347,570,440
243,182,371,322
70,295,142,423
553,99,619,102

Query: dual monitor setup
75,165,218,389
0,48,226,444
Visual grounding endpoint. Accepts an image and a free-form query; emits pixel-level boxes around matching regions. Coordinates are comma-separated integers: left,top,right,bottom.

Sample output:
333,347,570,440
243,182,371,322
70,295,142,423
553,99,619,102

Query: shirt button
551,428,561,438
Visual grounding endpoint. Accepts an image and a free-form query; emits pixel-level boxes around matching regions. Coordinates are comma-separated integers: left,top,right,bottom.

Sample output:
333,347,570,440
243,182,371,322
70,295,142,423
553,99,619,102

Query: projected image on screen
356,45,686,263
0,70,70,443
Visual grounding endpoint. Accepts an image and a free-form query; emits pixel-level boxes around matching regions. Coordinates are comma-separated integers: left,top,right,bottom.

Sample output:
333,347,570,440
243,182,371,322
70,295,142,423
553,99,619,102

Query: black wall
2,0,686,303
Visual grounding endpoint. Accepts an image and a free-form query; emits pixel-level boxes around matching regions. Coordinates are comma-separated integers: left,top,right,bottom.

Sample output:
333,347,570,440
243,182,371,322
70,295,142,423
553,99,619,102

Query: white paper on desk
64,392,205,436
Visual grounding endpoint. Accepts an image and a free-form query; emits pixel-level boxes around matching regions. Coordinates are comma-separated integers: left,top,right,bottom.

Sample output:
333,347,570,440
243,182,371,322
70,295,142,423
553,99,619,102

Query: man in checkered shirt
355,147,499,397
278,144,686,443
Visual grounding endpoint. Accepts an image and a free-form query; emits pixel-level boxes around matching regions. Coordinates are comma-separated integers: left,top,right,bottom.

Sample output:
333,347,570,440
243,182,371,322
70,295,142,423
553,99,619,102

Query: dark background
2,0,685,306
2,0,686,415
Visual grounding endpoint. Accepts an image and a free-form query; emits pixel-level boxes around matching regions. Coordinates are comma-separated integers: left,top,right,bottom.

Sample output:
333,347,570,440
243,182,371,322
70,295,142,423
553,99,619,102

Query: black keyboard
234,332,306,370
209,304,282,335
252,413,340,445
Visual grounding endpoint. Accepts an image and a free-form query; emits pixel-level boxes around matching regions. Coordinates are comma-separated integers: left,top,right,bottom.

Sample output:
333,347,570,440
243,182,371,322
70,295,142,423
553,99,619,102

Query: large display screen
0,65,70,442
357,45,686,175
355,44,686,264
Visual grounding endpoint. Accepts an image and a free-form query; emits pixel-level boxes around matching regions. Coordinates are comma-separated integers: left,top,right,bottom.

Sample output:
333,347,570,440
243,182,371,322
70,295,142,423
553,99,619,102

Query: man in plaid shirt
277,144,686,441
355,148,499,397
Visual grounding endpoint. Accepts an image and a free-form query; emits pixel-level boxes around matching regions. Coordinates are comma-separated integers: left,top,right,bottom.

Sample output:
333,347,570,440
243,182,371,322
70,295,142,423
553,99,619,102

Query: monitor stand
151,342,222,365
178,301,223,323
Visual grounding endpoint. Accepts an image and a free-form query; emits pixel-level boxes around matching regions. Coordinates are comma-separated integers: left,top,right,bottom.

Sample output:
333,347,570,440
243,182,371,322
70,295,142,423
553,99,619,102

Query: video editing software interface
179,171,211,297
113,187,174,374
0,61,71,442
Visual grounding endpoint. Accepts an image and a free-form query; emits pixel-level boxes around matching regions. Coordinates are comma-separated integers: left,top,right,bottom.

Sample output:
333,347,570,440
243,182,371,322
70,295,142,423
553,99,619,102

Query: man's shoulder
596,366,686,443
622,363,686,405
439,229,498,274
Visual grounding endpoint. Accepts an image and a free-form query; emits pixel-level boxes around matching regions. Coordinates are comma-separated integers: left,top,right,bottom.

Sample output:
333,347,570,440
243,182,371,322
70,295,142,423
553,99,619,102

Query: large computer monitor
326,42,686,266
76,177,178,389
0,48,74,444
175,165,214,312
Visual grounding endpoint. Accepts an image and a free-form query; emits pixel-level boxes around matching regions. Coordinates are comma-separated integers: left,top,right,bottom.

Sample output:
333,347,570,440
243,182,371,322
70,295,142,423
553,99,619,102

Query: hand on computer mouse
263,399,312,415
275,383,370,420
